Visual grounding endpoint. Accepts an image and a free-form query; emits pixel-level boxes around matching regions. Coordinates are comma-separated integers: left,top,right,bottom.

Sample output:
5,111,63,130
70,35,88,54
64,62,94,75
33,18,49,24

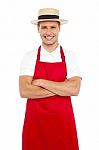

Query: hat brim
31,19,68,25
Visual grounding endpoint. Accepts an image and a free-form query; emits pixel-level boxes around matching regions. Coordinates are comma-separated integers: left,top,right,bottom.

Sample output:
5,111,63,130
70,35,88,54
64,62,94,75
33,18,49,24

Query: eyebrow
40,25,57,28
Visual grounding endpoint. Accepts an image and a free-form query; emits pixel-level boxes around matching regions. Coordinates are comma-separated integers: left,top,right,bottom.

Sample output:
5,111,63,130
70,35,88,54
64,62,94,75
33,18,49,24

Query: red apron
22,46,79,150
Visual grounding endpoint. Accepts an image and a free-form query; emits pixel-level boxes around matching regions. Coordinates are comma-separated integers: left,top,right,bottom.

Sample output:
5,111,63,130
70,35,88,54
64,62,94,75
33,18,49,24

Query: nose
46,28,52,35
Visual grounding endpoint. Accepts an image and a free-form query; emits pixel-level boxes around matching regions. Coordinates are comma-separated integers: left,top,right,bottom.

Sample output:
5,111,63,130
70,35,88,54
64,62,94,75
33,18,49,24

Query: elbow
72,88,80,96
20,93,26,98
73,92,79,96
19,88,27,98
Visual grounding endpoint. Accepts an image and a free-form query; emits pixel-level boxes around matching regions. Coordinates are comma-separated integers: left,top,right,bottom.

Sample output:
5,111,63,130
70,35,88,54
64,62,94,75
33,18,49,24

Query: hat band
38,15,59,20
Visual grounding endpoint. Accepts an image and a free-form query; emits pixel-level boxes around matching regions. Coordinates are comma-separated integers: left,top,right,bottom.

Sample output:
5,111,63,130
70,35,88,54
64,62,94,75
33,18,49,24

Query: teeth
46,36,52,40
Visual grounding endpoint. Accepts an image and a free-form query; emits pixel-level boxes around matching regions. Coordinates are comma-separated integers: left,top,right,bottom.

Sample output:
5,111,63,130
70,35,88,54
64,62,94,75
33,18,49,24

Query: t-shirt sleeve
65,50,82,79
19,51,37,76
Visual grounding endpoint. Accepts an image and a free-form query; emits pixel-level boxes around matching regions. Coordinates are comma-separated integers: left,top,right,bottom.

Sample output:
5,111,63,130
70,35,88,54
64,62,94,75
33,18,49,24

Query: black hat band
38,15,59,20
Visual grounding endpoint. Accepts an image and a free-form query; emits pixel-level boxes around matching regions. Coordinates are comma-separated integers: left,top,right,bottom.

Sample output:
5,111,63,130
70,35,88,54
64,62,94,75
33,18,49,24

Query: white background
0,0,99,149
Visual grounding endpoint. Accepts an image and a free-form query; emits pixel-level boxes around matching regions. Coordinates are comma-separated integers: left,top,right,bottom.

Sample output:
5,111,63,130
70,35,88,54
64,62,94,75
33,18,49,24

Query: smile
44,36,55,40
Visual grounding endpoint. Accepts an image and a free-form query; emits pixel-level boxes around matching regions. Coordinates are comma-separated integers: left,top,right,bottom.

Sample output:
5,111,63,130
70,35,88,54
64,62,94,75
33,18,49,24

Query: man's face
38,21,60,46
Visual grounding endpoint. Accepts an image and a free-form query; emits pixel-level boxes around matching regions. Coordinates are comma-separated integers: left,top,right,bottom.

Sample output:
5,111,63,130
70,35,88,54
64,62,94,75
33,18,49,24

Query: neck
42,42,59,52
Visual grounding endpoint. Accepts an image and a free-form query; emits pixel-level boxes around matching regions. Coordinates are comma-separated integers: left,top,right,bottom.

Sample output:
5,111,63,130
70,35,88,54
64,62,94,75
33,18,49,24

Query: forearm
33,77,81,96
20,84,55,99
19,77,55,99
38,79,74,96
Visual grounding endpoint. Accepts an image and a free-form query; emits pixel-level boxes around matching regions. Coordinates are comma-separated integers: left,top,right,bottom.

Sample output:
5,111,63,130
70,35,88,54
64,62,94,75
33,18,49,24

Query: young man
19,8,82,150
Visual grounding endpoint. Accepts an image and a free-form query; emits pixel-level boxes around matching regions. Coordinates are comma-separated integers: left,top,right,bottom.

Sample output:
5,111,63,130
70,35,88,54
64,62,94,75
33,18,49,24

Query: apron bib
22,46,79,150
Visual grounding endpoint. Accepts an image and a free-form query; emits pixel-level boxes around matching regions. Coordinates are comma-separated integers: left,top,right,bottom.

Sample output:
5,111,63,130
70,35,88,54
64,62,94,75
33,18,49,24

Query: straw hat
31,8,68,25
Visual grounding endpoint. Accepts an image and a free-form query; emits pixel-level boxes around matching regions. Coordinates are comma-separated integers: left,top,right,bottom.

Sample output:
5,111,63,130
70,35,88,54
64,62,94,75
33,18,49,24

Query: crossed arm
19,76,81,99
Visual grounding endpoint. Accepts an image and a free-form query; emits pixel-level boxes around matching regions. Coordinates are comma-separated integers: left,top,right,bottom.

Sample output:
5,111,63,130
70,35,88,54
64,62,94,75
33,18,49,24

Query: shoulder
62,47,77,59
19,49,38,76
20,48,38,66
62,46,79,66
22,49,38,61
62,46,82,79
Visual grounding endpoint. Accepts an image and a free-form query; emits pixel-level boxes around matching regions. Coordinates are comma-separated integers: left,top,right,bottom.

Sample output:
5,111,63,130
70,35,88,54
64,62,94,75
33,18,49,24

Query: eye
41,26,47,29
51,26,56,29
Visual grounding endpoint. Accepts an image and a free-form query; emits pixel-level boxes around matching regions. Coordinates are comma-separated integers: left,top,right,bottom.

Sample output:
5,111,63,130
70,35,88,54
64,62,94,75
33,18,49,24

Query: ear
37,25,40,33
58,24,61,32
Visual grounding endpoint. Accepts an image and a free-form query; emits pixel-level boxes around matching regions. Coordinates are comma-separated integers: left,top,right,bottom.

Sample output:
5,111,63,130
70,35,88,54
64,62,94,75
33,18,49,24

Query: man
19,8,82,150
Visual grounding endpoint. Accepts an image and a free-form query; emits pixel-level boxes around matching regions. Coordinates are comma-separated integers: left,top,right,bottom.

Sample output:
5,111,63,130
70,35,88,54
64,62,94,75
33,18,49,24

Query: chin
45,43,55,46
44,40,56,45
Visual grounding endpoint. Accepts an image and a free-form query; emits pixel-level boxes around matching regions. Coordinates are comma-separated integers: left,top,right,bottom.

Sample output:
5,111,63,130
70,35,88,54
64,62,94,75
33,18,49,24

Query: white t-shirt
20,45,81,79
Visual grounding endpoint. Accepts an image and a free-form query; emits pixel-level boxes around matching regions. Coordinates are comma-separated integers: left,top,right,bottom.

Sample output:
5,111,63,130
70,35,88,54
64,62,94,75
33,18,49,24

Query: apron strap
60,46,65,62
37,45,65,62
37,46,41,61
